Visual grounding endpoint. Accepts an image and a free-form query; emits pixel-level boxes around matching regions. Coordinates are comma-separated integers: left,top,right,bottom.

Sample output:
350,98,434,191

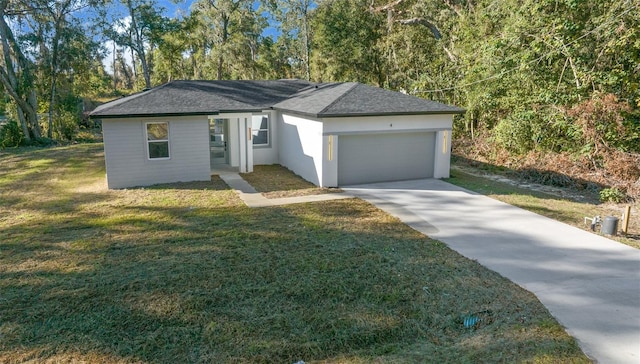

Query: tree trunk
112,41,117,91
126,0,151,89
0,2,39,139
217,14,230,80
302,6,310,81
48,22,62,139
16,108,30,140
27,90,41,137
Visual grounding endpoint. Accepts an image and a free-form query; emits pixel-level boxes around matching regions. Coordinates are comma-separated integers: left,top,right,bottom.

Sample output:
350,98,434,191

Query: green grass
242,165,341,198
0,144,589,363
446,169,640,249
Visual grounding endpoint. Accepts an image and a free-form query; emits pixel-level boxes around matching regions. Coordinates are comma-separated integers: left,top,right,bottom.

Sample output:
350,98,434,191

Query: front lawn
0,144,589,363
241,164,341,198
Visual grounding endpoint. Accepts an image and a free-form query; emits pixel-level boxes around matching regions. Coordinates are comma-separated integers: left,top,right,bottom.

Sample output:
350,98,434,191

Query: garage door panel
338,132,435,185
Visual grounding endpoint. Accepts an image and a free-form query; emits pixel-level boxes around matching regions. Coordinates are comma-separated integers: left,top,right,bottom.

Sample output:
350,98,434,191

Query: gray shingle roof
91,79,314,118
274,82,464,117
90,80,464,119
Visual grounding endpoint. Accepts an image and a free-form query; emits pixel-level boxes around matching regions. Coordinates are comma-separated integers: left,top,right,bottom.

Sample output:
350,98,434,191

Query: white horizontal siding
103,116,210,189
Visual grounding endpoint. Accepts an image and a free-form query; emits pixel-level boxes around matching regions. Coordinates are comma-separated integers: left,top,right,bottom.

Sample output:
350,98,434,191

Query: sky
100,0,280,73
97,1,191,73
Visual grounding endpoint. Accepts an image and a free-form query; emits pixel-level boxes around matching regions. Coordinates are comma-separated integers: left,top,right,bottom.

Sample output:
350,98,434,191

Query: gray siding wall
103,116,210,189
253,111,279,165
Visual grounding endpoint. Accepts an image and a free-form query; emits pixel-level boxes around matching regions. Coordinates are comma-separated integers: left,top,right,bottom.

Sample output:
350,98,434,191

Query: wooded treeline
1,0,638,198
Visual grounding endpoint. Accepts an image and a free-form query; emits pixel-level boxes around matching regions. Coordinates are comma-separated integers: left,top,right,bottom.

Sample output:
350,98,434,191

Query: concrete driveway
344,179,640,364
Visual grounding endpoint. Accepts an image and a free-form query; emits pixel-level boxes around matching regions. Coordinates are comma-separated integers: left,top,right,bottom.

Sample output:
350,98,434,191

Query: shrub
599,187,625,203
26,137,56,147
0,119,24,148
494,110,539,154
56,110,79,141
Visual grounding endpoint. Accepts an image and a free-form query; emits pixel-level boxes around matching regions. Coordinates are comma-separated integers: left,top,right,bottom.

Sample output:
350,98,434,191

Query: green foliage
311,0,385,84
26,137,57,147
494,111,540,154
599,188,625,203
55,110,80,141
0,92,8,116
0,119,24,149
0,119,54,148
620,110,640,153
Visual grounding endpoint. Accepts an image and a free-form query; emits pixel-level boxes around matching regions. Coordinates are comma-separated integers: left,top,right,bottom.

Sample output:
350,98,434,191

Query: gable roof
90,80,464,119
274,82,464,117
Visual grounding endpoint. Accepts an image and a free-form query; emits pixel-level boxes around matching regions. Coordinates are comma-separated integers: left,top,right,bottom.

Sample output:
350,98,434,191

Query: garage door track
344,179,640,364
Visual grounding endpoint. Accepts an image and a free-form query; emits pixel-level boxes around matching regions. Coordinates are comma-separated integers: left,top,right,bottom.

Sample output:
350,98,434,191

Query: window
251,115,269,146
146,122,170,159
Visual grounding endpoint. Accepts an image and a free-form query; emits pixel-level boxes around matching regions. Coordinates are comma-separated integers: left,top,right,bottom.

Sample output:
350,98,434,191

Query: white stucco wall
322,114,453,134
278,113,324,185
433,129,452,178
321,114,454,186
102,116,210,189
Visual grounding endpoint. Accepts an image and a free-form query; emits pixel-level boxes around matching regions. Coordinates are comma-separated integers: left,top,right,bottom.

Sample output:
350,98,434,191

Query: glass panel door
210,118,228,165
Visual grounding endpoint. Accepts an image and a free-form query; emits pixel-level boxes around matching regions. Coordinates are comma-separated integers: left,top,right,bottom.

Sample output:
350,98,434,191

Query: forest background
1,0,638,200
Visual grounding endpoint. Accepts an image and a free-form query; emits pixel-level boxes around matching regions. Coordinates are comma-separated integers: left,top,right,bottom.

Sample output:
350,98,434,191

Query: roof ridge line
96,82,173,115
193,80,266,110
317,82,359,116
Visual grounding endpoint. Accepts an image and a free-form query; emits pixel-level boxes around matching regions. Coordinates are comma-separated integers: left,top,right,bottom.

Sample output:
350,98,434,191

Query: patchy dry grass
0,144,589,363
242,164,341,198
447,169,640,249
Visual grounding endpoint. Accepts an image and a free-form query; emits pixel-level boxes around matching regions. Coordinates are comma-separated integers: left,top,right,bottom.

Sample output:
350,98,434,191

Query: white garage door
338,132,436,186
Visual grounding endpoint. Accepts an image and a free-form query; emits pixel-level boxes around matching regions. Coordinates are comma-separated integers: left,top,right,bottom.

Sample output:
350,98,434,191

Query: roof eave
319,109,466,118
274,108,466,119
272,108,321,119
89,111,219,119
90,108,276,120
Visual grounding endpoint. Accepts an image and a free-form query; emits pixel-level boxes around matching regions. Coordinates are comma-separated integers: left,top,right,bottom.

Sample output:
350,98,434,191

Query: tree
103,0,169,89
0,0,41,140
267,0,315,80
191,0,264,80
152,16,190,83
311,0,385,84
29,0,96,138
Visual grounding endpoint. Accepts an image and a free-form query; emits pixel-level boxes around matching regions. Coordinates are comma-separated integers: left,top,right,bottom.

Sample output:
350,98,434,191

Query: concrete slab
344,179,640,364
269,193,353,206
219,172,354,208
218,173,273,207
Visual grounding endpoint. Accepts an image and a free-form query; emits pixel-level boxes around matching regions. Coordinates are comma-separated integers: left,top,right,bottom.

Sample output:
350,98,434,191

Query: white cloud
102,39,134,75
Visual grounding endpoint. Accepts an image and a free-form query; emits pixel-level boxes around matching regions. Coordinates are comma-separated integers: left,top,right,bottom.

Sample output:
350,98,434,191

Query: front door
210,118,228,165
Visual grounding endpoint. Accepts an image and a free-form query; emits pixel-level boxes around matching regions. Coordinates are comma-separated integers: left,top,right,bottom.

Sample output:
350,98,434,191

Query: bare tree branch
442,45,457,62
370,0,405,13
397,17,442,39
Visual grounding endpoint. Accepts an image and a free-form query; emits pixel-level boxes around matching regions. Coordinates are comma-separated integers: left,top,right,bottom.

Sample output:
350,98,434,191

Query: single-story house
90,80,464,189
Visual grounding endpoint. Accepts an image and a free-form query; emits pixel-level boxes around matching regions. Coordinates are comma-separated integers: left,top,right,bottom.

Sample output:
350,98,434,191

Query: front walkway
218,172,352,207
344,179,640,364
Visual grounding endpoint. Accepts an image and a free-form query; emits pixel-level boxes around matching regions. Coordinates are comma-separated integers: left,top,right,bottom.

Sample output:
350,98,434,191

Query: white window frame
145,121,171,160
251,114,270,147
